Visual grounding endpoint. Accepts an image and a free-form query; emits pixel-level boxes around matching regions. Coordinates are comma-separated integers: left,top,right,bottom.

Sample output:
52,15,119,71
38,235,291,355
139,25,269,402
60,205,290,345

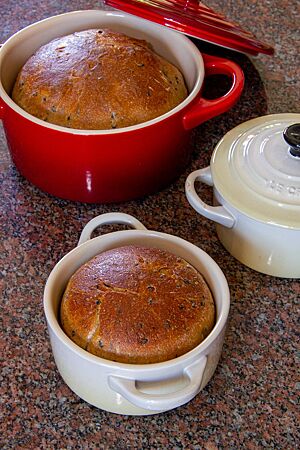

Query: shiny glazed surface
44,213,230,414
1,0,299,447
0,10,244,203
106,0,274,55
185,114,300,277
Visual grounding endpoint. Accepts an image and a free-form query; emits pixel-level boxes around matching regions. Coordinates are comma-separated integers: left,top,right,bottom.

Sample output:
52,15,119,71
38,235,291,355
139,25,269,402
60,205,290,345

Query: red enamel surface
0,54,244,203
3,105,191,203
105,0,274,55
183,54,244,130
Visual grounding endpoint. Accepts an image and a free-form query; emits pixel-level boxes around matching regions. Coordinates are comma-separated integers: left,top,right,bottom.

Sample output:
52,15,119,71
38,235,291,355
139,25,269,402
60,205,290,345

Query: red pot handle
183,53,244,130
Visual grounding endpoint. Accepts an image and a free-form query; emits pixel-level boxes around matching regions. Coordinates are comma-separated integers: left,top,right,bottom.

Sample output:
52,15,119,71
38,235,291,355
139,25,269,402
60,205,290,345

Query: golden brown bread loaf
60,245,215,364
12,29,188,129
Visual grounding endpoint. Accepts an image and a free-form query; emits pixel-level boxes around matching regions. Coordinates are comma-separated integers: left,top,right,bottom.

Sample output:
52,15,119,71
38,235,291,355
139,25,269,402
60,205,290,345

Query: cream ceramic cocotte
185,114,300,278
43,212,230,415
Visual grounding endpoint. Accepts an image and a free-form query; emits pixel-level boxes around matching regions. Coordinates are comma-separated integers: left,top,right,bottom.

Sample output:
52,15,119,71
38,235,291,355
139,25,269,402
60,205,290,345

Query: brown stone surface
0,1,299,449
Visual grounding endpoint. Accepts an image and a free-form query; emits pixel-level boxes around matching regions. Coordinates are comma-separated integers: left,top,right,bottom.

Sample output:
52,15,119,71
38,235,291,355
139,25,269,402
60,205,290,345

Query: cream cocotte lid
210,114,300,228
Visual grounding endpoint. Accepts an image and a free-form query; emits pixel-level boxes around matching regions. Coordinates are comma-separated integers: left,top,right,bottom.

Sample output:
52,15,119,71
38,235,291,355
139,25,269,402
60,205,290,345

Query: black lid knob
283,123,300,157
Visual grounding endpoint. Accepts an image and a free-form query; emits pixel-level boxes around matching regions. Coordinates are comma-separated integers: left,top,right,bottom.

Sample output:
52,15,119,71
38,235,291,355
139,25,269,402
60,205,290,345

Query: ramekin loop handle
108,356,207,411
185,168,235,228
78,212,147,246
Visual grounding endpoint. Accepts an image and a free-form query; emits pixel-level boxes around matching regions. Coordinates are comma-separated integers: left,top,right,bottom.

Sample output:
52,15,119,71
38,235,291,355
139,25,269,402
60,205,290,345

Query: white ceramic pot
185,114,300,278
43,212,230,415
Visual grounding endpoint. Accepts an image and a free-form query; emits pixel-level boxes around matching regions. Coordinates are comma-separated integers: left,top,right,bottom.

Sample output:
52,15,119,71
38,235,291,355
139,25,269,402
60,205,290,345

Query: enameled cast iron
185,114,300,278
0,10,244,203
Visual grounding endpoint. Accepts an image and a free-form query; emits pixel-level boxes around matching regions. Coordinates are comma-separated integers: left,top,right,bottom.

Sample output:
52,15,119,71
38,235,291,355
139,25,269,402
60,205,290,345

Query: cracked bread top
60,245,215,364
12,29,188,130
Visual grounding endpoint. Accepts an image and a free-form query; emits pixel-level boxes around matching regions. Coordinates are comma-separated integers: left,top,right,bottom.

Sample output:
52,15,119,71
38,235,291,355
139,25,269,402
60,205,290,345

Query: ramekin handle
108,356,207,411
78,212,147,246
183,53,244,130
185,167,235,228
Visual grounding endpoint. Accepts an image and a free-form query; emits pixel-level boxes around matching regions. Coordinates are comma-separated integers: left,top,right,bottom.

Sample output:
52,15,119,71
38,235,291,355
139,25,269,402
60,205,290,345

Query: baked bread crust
60,246,215,364
12,29,188,129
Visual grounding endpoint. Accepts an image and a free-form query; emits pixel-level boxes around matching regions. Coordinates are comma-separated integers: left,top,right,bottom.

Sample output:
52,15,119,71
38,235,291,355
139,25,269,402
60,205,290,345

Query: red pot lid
105,0,274,56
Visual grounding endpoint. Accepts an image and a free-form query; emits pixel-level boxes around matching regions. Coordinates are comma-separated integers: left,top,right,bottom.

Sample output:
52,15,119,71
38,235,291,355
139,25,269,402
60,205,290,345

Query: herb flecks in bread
12,29,188,130
60,246,215,364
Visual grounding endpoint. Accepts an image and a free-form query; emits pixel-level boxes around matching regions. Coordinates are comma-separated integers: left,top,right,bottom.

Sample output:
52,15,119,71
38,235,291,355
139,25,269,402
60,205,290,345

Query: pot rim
0,9,204,135
44,228,230,372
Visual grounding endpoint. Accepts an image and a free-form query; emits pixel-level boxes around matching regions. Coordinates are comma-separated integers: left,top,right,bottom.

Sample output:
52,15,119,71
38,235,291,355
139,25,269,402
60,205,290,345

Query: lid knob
283,123,300,157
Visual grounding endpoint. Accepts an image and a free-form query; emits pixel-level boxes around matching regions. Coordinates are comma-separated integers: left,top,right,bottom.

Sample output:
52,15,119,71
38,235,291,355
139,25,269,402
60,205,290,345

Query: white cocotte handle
78,212,147,246
109,356,207,411
185,167,235,228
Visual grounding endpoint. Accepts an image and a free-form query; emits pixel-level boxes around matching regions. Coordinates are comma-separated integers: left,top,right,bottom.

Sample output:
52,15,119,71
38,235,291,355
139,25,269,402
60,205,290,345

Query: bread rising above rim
60,245,215,364
12,28,188,130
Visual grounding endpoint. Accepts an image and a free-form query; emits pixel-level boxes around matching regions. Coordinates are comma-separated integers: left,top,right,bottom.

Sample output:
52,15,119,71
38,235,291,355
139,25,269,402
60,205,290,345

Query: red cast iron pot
0,10,244,203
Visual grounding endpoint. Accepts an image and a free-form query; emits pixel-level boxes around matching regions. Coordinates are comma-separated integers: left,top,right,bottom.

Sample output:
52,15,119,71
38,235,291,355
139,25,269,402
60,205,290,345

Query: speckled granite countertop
0,1,299,448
